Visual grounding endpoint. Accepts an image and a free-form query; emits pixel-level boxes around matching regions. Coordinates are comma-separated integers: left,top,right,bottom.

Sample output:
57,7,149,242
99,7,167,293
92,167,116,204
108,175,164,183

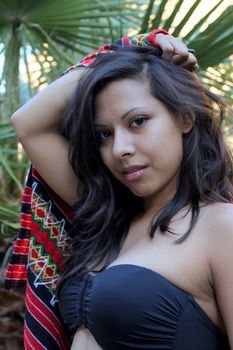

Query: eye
95,128,112,144
130,116,149,128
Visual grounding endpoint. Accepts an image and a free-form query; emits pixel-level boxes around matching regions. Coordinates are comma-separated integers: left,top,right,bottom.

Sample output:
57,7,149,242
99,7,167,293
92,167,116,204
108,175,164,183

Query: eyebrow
121,107,147,119
94,106,147,127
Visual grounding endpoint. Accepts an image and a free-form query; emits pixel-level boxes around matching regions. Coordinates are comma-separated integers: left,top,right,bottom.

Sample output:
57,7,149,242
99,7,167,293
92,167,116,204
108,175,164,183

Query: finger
162,36,188,54
170,52,189,65
179,54,198,70
193,64,199,73
162,44,175,60
156,34,191,61
180,62,199,73
155,34,174,60
187,63,199,73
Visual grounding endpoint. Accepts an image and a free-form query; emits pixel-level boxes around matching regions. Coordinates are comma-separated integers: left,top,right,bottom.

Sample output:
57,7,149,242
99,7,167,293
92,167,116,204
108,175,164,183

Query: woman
12,39,233,349
58,46,233,349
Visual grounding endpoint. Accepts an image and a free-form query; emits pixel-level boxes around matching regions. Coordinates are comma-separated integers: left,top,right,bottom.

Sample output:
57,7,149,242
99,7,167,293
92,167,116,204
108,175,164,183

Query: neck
142,184,177,218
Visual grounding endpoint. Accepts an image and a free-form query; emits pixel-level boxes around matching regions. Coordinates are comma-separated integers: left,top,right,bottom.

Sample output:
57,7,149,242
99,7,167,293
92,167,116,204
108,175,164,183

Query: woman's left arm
71,327,103,350
209,204,233,347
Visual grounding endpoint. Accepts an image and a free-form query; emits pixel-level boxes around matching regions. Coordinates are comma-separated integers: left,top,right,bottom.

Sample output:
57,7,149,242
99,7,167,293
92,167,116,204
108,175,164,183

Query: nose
112,130,135,159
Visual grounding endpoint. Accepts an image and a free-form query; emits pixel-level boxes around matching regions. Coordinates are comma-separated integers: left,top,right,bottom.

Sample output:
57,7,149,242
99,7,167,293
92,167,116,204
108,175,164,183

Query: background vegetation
0,0,232,256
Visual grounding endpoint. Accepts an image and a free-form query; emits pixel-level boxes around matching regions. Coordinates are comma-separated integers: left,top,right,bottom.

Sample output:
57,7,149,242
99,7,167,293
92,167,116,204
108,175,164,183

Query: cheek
166,139,183,171
100,148,113,171
147,132,183,168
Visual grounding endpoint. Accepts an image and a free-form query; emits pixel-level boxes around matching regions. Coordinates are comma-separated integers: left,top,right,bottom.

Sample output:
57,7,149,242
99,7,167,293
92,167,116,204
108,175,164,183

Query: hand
156,33,199,72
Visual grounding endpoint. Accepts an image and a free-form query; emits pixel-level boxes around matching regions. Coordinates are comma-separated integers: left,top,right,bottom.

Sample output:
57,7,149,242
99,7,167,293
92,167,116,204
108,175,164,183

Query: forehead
94,78,154,121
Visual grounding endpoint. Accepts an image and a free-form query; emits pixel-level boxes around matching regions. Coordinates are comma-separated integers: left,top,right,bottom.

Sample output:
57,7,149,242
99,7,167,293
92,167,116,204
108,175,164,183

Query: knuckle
179,51,189,58
163,46,173,54
189,56,198,64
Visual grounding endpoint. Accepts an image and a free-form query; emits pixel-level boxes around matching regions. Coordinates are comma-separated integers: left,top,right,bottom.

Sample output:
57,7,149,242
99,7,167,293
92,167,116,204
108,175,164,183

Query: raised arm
12,68,85,206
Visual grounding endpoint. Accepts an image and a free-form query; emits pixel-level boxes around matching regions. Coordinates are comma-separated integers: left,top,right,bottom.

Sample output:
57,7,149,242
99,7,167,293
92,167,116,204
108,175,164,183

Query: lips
122,165,147,175
122,165,147,181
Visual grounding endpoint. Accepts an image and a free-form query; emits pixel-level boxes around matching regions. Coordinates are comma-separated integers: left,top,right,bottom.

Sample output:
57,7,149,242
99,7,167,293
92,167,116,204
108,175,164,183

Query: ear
181,115,193,134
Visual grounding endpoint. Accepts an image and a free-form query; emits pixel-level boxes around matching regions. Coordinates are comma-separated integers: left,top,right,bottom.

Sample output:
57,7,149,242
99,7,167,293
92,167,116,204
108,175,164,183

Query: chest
108,214,226,332
115,224,209,296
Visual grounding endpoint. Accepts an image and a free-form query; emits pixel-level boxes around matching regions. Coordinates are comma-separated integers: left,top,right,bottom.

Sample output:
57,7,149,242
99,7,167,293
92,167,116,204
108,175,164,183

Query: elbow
11,111,27,141
11,111,18,127
11,110,20,129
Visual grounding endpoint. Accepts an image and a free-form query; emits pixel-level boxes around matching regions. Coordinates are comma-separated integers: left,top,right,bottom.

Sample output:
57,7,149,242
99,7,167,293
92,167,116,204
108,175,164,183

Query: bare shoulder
202,202,233,237
202,201,233,278
197,202,233,264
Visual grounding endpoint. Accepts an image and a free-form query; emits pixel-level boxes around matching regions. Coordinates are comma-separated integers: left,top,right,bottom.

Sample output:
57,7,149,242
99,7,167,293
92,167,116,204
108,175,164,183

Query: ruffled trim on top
58,273,93,332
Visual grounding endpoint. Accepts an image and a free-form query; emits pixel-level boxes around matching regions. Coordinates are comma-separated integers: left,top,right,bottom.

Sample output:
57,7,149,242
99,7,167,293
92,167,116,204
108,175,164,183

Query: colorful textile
5,167,72,288
6,166,73,348
63,28,168,72
130,28,168,47
4,179,31,288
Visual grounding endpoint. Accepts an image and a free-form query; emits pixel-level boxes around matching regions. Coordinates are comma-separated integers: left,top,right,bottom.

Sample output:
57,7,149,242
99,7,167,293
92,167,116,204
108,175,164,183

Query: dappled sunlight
16,142,24,162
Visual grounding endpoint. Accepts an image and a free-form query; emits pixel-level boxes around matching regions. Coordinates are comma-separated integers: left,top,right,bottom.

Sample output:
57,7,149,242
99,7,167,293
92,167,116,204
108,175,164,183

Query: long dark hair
57,46,233,292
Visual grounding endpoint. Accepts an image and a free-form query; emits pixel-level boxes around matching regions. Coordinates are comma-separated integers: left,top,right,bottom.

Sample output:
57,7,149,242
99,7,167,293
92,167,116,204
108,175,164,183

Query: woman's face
94,78,191,210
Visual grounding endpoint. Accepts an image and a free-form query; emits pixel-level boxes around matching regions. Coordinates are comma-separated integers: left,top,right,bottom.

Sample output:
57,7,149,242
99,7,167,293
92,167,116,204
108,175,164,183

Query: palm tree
0,0,232,239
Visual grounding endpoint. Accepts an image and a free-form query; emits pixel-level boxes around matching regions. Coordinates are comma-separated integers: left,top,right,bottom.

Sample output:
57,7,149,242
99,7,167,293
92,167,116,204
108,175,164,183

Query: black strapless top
58,264,229,350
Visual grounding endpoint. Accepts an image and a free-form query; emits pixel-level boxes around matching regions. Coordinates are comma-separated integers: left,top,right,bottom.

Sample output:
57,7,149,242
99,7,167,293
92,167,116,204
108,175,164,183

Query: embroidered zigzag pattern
28,182,71,300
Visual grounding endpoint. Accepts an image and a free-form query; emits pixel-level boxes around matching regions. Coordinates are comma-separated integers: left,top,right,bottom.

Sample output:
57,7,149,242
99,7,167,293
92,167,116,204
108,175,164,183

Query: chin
129,187,154,198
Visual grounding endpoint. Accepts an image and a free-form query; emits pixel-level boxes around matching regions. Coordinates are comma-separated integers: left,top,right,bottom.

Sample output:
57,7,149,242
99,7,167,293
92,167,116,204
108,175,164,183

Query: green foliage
0,0,232,239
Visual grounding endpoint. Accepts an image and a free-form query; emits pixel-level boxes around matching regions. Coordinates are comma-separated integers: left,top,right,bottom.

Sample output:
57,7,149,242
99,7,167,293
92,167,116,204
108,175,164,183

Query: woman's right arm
12,68,85,206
